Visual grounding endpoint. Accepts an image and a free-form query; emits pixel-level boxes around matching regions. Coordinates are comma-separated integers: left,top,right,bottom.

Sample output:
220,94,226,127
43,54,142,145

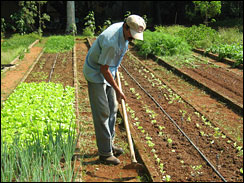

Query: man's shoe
112,145,124,157
99,155,120,165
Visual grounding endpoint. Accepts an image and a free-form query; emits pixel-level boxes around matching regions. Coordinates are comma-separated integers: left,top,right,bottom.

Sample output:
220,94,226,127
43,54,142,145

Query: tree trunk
204,13,208,26
66,1,76,34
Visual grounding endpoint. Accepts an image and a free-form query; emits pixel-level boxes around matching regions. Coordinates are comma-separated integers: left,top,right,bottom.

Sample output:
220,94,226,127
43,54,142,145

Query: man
83,15,146,165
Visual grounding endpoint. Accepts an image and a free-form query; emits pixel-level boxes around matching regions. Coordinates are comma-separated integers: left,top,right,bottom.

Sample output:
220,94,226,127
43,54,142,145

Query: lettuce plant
1,82,76,147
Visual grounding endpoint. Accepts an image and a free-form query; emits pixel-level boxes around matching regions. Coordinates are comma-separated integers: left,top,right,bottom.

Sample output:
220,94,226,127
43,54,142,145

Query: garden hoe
116,71,144,170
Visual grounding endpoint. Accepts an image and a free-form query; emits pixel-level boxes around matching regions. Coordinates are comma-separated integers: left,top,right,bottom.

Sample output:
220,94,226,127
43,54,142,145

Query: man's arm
100,64,126,103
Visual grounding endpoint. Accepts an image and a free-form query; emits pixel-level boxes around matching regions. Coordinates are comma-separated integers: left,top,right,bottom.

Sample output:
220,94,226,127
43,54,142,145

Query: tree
36,1,50,37
9,1,49,35
193,1,221,26
66,1,76,35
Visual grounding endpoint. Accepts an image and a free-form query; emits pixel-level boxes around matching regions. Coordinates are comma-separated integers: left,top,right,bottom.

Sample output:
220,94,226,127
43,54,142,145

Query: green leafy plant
1,18,6,38
146,140,155,148
1,82,76,147
36,1,50,37
135,93,141,99
98,18,112,34
167,138,173,144
177,24,219,49
83,11,96,37
206,43,243,67
124,11,132,21
163,175,171,182
193,1,221,26
135,30,191,58
130,88,136,94
44,35,75,53
9,1,49,35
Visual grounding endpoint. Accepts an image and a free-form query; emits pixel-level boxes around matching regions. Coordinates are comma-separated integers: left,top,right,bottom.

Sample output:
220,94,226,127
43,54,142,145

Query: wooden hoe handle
116,71,137,163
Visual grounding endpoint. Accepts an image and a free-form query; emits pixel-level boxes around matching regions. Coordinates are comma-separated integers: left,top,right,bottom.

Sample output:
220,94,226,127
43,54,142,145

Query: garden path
1,46,43,104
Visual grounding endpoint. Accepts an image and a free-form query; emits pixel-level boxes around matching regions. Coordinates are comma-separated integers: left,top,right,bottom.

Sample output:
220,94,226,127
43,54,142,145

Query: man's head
124,15,146,41
126,15,146,41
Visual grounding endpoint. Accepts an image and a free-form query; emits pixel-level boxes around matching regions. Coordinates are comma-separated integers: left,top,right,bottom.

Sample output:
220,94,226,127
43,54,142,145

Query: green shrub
154,25,186,36
83,11,96,37
82,27,94,37
134,30,191,58
177,24,220,49
97,18,112,35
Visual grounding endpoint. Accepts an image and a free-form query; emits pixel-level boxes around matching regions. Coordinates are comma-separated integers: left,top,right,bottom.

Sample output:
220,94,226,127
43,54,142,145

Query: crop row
1,81,79,182
124,52,243,155
1,82,76,147
119,52,243,181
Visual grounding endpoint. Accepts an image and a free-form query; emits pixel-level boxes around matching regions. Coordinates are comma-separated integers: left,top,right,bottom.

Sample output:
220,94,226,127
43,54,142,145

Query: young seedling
130,88,136,94
186,116,191,123
147,140,155,148
158,125,165,131
158,131,163,136
167,138,173,144
196,123,201,129
135,93,141,99
163,175,171,182
200,131,206,137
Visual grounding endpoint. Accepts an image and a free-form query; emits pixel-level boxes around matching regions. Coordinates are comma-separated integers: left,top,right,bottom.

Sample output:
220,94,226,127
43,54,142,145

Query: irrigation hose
48,53,59,82
120,64,227,182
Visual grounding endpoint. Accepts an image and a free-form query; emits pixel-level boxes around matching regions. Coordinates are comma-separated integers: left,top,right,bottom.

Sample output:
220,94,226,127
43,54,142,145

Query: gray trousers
87,81,118,156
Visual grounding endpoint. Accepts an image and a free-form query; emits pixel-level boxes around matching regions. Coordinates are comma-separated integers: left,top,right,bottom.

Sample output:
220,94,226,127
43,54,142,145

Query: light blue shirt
83,22,129,86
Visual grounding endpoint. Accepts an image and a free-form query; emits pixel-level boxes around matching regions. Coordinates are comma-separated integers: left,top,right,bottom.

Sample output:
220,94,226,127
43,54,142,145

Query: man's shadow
80,152,100,165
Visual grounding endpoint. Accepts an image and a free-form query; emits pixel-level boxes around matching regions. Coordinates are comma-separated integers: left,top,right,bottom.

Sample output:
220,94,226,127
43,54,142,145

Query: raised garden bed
119,52,243,181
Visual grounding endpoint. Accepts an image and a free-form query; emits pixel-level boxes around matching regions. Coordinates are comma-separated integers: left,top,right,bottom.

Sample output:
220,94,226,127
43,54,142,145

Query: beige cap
126,15,146,40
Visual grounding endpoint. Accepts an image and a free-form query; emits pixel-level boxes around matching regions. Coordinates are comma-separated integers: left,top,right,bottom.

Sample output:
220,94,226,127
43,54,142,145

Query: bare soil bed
181,57,243,108
119,52,243,182
128,46,243,146
25,51,74,86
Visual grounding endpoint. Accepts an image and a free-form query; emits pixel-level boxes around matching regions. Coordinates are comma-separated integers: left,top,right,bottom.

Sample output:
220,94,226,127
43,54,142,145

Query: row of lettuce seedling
119,72,172,181
1,82,80,182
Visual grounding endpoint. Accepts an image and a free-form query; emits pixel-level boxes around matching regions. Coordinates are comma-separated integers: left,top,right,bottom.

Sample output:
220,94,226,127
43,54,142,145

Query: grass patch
1,33,40,65
217,27,243,45
44,35,75,53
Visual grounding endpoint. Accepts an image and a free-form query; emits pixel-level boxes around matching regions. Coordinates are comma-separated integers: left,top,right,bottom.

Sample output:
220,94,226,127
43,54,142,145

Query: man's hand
116,90,126,104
